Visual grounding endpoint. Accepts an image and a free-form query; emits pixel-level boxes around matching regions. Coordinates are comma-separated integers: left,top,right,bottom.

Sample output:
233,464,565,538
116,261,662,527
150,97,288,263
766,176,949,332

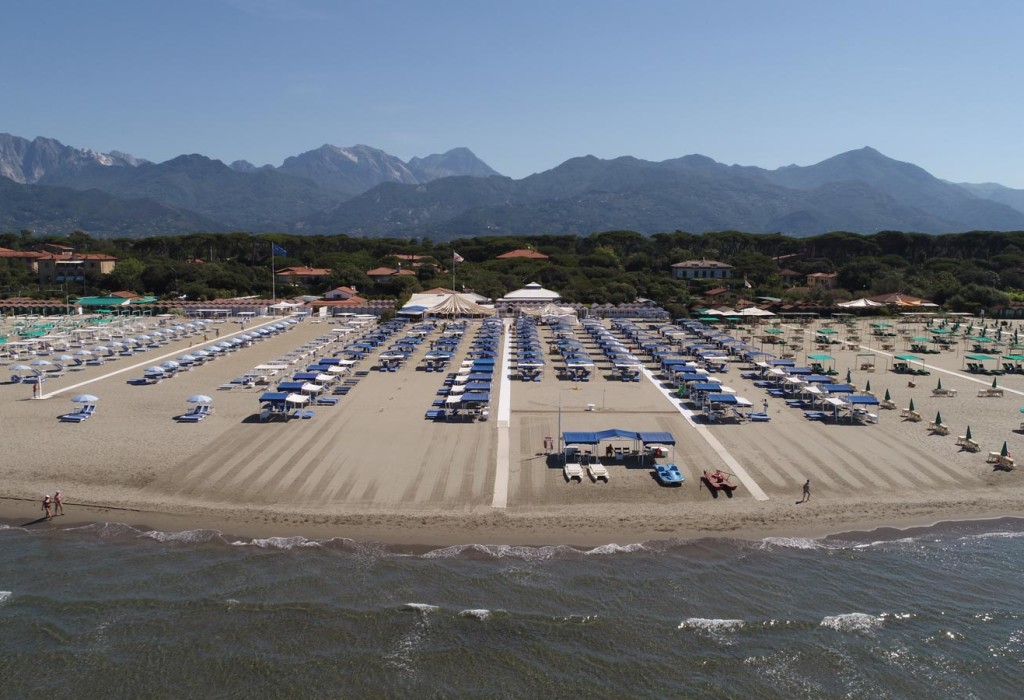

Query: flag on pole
453,251,465,264
272,243,288,256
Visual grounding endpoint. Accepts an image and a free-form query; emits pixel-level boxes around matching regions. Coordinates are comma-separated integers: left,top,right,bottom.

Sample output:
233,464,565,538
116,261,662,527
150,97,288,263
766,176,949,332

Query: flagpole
453,252,456,292
272,242,276,303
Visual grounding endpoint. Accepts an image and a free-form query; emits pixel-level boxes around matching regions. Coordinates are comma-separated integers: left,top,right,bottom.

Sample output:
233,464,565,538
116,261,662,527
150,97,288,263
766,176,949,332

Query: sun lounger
956,436,980,452
803,411,828,421
58,413,90,423
976,388,1003,397
928,422,949,435
563,462,584,482
425,409,446,420
176,412,205,422
933,388,957,397
749,412,771,422
900,409,922,421
316,397,339,406
588,463,609,482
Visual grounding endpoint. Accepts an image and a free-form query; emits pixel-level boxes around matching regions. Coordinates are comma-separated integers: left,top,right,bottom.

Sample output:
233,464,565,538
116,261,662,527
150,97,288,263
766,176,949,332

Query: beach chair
316,397,339,406
928,422,949,436
749,412,771,422
58,412,90,423
587,463,609,482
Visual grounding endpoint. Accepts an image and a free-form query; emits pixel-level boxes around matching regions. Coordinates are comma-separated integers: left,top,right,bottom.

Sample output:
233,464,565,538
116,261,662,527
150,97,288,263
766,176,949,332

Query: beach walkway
492,319,513,508
641,367,769,501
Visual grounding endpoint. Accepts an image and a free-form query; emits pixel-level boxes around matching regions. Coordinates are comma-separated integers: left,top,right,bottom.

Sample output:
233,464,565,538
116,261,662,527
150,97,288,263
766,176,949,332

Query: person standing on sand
42,494,52,519
798,479,811,503
53,491,64,516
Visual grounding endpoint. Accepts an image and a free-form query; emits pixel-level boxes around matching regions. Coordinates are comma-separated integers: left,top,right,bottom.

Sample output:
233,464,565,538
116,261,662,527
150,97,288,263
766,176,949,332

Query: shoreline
4,314,1024,552
5,495,1024,549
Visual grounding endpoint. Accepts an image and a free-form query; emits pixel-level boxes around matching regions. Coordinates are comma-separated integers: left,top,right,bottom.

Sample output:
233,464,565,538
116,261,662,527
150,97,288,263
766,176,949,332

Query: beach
3,314,1024,545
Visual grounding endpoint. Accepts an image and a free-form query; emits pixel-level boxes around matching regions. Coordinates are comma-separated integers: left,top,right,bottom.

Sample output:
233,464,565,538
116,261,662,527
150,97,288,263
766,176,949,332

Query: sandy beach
3,313,1024,545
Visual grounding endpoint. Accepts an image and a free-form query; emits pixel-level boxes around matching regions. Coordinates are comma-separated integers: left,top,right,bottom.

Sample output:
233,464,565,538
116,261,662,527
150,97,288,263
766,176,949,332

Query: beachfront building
670,258,733,280
366,266,417,283
323,286,360,301
274,266,331,287
807,272,838,289
496,282,561,315
36,251,117,285
495,248,550,261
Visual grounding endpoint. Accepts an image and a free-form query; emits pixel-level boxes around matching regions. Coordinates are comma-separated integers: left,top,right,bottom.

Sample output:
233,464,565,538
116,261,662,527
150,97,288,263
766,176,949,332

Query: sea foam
820,613,884,633
458,609,491,620
0,591,11,606
678,617,745,633
402,603,439,614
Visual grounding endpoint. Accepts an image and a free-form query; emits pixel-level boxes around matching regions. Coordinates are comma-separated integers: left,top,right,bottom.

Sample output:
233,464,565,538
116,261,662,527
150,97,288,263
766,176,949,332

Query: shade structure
934,411,942,425
909,398,916,411
187,394,213,404
1002,441,1010,457
965,426,973,440
71,394,99,403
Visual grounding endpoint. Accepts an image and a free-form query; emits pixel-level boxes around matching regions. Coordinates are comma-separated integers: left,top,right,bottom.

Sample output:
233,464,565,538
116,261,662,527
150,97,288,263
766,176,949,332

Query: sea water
2,519,1022,697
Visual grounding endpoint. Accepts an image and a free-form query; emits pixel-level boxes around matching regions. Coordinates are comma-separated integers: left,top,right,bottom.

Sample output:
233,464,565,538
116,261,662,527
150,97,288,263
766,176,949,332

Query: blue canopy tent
847,395,880,405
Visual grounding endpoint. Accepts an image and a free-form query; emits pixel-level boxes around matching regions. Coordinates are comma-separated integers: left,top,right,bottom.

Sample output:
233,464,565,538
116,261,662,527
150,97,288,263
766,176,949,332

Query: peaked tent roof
426,293,495,317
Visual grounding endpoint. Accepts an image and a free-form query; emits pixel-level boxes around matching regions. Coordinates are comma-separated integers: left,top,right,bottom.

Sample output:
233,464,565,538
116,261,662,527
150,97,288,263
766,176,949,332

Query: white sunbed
588,463,609,482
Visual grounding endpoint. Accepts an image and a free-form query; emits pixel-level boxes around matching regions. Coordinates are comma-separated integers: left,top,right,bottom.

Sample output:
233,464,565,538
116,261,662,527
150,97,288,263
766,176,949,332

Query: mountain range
2,133,1024,239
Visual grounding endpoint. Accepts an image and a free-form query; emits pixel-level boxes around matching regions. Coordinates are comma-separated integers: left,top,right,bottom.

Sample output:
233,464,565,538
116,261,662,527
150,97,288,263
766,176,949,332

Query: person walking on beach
42,494,52,520
53,490,64,516
798,479,811,504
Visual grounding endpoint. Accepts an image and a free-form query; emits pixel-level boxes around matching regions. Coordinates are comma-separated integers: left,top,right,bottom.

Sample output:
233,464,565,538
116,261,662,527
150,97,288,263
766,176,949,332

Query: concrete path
491,318,513,508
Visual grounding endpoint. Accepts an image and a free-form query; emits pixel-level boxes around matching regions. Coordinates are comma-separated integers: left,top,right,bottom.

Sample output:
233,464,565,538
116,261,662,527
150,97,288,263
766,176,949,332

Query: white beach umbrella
54,354,75,362
186,394,213,404
30,359,54,367
71,394,99,403
144,365,166,374
160,360,180,369
74,349,93,356
11,364,33,371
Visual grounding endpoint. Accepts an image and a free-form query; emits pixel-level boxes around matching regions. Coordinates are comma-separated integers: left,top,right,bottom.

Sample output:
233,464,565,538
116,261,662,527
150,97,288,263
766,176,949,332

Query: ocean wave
760,537,826,550
0,591,11,606
458,609,491,621
678,617,745,632
140,529,225,544
402,603,439,614
230,535,323,550
820,613,884,633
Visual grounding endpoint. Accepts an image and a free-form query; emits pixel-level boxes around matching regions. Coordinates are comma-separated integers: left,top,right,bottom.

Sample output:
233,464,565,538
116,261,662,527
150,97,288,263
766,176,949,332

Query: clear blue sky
5,0,1023,185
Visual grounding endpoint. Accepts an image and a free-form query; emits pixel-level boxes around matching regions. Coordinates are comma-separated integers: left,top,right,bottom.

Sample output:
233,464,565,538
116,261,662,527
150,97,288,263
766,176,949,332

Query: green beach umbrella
865,379,872,392
909,398,916,411
934,411,943,425
1001,441,1010,457
993,376,999,388
936,377,943,391
965,426,973,441
884,388,891,401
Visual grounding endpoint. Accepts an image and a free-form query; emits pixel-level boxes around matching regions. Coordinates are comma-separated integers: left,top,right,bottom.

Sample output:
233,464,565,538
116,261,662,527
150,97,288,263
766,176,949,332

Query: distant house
778,268,802,285
366,267,416,283
0,247,45,273
36,252,117,285
275,266,331,285
323,285,360,300
496,248,549,261
806,272,838,289
670,258,733,280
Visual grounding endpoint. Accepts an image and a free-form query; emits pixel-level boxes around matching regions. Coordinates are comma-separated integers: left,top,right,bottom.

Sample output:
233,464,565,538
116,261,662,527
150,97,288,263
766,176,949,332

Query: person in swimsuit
42,494,52,519
53,491,64,516
799,479,811,503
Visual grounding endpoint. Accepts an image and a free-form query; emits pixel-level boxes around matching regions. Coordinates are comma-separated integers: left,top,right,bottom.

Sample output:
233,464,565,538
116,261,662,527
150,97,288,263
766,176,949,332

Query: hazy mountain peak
408,147,500,180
